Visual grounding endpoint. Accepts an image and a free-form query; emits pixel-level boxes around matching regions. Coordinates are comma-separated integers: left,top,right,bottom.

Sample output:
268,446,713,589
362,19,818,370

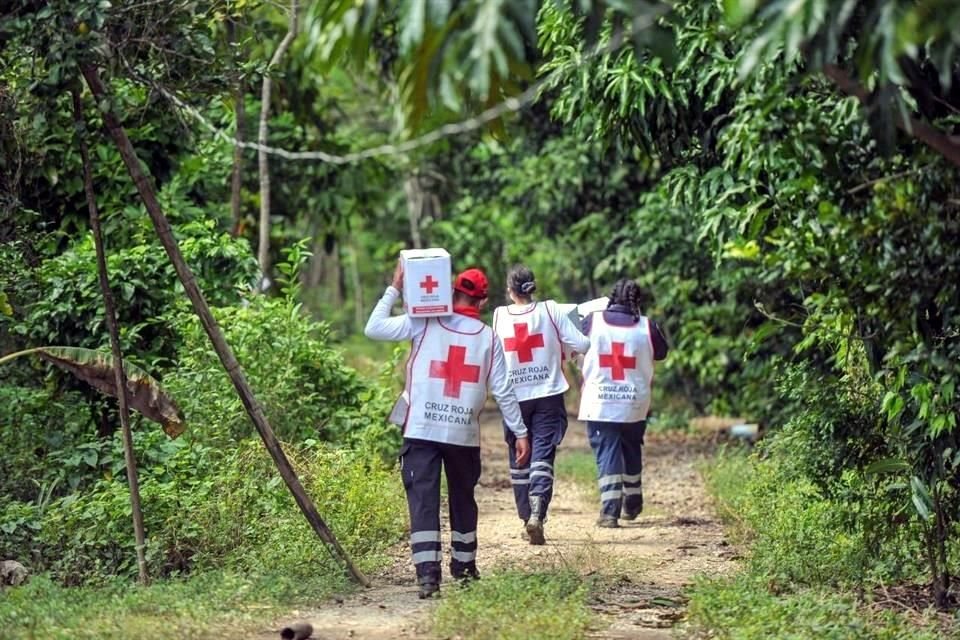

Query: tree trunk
228,18,246,237
822,64,960,169
348,242,363,332
257,0,300,288
80,63,370,587
403,174,424,250
72,87,149,585
328,240,344,307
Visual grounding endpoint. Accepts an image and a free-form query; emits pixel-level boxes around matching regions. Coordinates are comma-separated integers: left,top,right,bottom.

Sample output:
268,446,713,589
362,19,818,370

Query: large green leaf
863,458,910,475
910,476,934,521
0,347,185,438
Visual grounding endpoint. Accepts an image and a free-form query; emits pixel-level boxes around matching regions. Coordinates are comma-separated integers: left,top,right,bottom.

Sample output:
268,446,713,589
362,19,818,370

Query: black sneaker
418,580,440,599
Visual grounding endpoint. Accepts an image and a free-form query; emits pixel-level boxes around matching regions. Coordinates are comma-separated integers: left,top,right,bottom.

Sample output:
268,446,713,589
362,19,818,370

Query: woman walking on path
579,279,669,528
492,265,590,545
365,261,530,599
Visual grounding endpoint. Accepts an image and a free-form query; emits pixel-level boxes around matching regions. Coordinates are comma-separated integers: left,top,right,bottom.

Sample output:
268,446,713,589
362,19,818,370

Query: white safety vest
493,301,568,401
578,313,654,423
404,317,494,446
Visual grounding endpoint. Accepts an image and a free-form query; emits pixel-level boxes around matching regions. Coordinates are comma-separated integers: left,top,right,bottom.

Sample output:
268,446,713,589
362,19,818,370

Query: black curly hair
506,264,537,301
607,278,642,320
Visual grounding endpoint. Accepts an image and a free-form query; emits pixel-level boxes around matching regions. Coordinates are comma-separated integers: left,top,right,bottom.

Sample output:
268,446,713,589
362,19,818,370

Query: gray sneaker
596,515,619,528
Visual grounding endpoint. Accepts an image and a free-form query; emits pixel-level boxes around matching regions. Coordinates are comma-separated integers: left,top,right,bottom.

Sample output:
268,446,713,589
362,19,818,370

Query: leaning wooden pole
80,64,370,587
71,87,150,585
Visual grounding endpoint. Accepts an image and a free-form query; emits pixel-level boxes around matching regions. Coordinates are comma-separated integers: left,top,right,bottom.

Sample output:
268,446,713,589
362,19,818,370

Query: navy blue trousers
586,420,646,518
399,438,481,582
504,393,568,522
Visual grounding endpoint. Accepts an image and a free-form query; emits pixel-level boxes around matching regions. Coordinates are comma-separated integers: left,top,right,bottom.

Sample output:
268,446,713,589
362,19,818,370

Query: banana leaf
0,346,185,438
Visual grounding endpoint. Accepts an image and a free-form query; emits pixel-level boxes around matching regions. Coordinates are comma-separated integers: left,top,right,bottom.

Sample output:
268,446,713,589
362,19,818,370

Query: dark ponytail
607,278,642,320
507,264,537,300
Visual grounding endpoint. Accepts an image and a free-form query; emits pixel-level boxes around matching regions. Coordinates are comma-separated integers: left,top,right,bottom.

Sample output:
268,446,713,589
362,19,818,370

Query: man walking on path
579,279,669,528
492,265,590,545
365,260,530,599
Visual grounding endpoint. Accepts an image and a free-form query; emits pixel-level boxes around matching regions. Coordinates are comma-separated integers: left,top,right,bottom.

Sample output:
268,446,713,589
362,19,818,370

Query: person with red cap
365,260,530,599
492,264,590,545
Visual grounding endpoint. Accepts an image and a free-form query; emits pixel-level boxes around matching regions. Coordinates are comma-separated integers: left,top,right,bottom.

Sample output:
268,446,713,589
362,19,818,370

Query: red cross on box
419,275,440,294
429,345,481,398
503,323,545,363
598,342,637,381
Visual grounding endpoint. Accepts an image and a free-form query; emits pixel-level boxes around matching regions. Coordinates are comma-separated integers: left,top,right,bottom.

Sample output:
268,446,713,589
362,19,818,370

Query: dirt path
258,413,737,639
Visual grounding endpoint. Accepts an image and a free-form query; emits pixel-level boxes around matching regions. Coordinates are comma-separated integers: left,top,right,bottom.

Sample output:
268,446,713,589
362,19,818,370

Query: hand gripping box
401,248,452,317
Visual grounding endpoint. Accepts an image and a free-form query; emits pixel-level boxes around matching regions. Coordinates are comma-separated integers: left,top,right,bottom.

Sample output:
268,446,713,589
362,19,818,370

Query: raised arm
364,260,423,342
364,286,421,341
547,300,590,355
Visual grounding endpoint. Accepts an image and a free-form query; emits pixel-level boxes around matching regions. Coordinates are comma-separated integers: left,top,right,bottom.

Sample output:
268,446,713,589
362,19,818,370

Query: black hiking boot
417,573,441,599
451,564,481,585
596,514,619,528
526,496,546,545
418,580,440,599
622,506,642,521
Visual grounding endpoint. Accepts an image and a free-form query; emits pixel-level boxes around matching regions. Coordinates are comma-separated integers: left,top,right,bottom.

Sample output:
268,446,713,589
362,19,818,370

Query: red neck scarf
454,305,481,319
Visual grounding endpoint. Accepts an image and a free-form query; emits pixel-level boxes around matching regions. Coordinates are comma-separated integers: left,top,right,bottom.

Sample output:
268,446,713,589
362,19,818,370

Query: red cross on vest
419,275,439,294
429,345,481,398
503,322,545,363
598,342,637,381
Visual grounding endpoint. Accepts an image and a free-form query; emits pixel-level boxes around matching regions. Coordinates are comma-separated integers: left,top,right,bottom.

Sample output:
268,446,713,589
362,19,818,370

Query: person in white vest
492,265,590,545
365,261,530,599
578,279,669,528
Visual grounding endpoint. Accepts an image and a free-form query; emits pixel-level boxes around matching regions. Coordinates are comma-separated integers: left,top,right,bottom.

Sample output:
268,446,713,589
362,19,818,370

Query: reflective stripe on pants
504,392,568,522
400,438,481,580
587,420,646,517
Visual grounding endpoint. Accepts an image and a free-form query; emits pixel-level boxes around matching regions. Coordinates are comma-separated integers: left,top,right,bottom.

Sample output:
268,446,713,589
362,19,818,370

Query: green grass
433,570,594,640
0,441,407,640
688,448,954,640
0,567,355,640
687,574,947,640
554,449,598,493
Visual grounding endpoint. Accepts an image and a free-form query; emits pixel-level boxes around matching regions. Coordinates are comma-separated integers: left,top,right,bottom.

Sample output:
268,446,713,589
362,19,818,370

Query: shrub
22,435,405,584
163,289,399,452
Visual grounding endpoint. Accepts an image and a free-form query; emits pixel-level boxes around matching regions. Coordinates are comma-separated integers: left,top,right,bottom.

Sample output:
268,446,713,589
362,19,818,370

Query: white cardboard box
401,248,452,317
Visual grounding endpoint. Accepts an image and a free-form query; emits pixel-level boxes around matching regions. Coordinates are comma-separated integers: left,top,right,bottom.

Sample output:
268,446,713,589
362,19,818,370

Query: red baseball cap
454,268,489,299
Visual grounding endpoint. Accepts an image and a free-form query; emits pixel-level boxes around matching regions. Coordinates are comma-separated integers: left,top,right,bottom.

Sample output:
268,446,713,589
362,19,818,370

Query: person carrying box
365,259,530,599
492,265,590,545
